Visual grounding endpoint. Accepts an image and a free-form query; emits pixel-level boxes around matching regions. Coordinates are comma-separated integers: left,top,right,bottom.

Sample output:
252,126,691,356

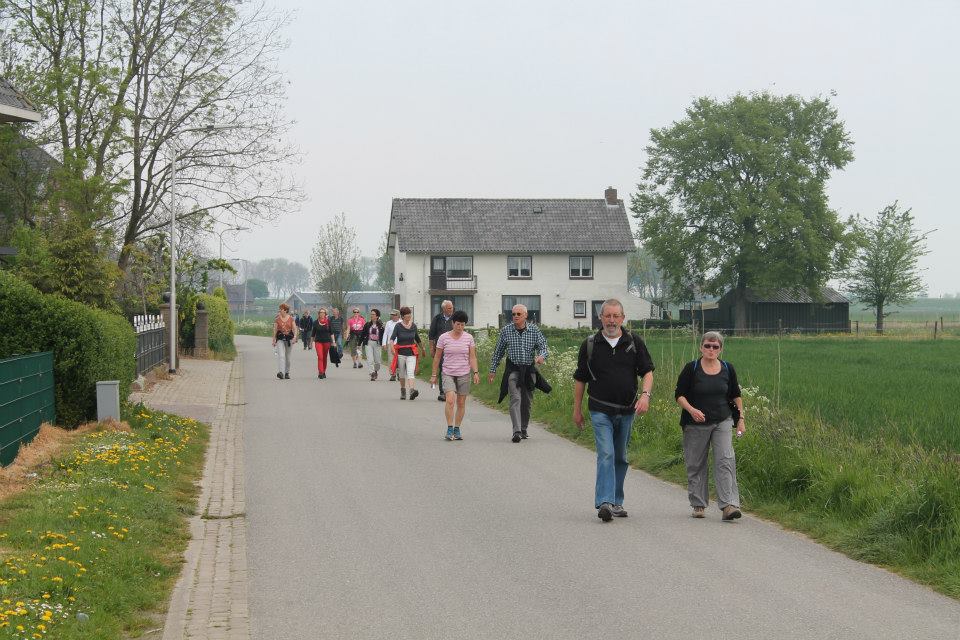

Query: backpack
584,329,644,411
691,359,729,373
585,329,642,381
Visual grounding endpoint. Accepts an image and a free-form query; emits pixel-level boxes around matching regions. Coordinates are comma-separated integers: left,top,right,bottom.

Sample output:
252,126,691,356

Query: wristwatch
640,391,652,398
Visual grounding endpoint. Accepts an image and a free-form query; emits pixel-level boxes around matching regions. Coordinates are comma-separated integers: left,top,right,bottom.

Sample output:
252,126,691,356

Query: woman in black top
675,331,745,521
390,306,422,400
360,309,385,382
311,308,333,379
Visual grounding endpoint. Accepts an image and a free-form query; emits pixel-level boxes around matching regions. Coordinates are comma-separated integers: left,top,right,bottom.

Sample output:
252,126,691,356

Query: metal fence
133,315,167,376
0,351,55,466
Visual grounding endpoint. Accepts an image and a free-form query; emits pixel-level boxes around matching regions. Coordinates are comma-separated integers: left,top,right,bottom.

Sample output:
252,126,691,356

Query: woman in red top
272,303,298,379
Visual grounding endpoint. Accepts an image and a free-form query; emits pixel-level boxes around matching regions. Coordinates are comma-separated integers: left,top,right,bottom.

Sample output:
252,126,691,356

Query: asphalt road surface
239,335,960,639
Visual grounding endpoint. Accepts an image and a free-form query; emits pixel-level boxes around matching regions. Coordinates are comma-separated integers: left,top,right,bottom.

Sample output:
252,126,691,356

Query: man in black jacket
572,299,654,522
299,311,314,350
428,300,454,401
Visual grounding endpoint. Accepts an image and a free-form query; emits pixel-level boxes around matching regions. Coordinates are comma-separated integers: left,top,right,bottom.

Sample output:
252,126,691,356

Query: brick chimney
604,186,618,205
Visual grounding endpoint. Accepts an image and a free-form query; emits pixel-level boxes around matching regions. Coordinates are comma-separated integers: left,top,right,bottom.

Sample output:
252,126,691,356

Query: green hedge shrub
0,271,136,426
196,293,235,354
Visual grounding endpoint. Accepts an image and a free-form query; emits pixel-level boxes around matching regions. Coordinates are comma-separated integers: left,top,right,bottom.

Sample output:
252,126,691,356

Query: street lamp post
217,226,249,289
168,123,235,373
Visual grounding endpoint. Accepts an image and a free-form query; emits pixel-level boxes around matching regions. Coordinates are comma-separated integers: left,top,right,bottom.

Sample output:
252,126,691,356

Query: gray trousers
507,371,532,434
682,417,740,509
274,341,292,374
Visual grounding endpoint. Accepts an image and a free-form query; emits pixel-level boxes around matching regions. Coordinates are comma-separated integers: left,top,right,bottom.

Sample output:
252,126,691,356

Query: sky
227,0,960,296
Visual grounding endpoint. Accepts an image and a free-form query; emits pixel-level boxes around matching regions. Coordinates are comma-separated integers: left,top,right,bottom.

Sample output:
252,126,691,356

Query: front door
591,300,605,330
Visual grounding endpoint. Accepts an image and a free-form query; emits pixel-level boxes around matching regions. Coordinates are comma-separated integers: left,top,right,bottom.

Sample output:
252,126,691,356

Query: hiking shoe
389,375,396,381
277,372,283,379
409,389,419,400
445,426,454,441
318,373,322,379
597,503,613,522
437,393,446,402
453,427,462,440
358,363,363,369
512,432,521,443
400,389,406,400
722,505,742,521
520,429,528,439
284,373,290,379
611,505,628,518
692,507,705,518
352,362,357,368
370,372,377,381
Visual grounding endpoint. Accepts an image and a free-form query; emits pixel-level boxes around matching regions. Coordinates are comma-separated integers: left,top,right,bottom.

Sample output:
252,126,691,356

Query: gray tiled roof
289,291,393,306
741,287,848,304
390,198,636,253
0,77,40,122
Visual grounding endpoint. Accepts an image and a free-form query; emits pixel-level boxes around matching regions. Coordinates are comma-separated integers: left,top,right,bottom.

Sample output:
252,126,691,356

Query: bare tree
1,0,303,271
310,213,361,314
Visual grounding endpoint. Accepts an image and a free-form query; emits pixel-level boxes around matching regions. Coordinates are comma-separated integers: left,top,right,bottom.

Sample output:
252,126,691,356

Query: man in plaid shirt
488,304,549,442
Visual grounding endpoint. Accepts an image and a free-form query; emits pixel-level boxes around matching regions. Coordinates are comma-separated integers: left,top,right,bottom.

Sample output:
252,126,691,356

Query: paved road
239,335,960,639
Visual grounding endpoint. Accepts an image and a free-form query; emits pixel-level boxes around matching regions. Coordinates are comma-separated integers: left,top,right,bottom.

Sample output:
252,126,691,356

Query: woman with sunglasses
674,331,745,521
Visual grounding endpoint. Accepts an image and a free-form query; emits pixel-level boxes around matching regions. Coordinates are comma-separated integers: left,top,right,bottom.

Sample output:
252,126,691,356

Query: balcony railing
429,274,478,293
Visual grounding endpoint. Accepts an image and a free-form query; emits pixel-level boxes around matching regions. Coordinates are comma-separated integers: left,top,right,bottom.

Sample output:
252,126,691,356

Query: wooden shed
714,287,850,333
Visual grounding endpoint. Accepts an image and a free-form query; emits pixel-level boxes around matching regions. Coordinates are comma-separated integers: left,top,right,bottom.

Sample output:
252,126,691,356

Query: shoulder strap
586,335,597,381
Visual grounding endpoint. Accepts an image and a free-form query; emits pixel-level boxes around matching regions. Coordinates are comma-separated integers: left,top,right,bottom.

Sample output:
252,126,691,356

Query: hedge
0,271,136,426
196,293,235,354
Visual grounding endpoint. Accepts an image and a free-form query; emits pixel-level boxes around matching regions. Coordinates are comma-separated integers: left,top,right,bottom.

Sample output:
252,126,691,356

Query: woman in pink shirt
430,310,480,441
346,307,367,369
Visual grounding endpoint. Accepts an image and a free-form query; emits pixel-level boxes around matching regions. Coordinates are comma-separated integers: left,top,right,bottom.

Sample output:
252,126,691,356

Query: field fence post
934,320,938,340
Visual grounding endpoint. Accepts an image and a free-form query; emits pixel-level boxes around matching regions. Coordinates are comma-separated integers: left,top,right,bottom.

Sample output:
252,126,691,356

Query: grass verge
415,331,960,599
0,405,208,638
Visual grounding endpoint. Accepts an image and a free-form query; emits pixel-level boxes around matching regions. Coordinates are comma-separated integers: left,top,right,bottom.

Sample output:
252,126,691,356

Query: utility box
96,380,121,422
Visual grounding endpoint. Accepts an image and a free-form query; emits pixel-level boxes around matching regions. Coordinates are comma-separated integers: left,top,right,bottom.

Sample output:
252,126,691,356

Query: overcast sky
228,0,959,296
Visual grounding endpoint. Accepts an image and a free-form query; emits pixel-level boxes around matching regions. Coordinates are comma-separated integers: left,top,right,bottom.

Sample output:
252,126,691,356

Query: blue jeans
591,411,635,508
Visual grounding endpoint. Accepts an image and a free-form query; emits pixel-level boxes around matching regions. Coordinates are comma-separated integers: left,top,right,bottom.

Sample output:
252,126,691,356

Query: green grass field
848,297,960,324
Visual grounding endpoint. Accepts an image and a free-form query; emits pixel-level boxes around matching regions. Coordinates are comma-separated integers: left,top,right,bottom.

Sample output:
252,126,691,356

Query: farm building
684,287,850,333
284,291,394,316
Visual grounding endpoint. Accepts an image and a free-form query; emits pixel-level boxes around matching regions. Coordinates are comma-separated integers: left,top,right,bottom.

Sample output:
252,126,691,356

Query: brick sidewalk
132,356,250,640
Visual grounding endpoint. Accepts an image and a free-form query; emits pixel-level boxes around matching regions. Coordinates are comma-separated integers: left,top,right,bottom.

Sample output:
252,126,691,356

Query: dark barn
713,287,850,333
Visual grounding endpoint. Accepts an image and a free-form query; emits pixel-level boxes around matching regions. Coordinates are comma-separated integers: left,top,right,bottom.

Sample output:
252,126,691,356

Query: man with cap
383,309,401,381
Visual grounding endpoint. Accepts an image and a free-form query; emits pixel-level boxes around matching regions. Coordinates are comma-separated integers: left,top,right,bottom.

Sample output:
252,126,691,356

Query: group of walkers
272,298,747,523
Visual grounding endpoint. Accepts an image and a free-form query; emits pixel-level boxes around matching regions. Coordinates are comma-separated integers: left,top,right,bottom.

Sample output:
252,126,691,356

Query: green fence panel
0,352,55,466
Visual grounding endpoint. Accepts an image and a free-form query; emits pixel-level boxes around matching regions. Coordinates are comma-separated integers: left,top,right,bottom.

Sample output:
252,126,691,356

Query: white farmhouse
387,187,659,328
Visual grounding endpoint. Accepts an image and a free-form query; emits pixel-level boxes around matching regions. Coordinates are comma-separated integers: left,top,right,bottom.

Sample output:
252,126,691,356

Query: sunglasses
701,344,721,350
512,312,523,316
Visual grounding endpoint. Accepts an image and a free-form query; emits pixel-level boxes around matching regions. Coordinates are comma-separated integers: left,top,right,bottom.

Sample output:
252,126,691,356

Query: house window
502,295,541,324
569,256,593,279
445,256,473,279
430,295,474,322
573,300,587,318
507,256,532,278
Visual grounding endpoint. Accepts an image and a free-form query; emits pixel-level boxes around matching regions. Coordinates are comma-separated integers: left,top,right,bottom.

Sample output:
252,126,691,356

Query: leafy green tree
846,202,931,334
631,93,855,330
245,278,269,299
7,161,121,310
